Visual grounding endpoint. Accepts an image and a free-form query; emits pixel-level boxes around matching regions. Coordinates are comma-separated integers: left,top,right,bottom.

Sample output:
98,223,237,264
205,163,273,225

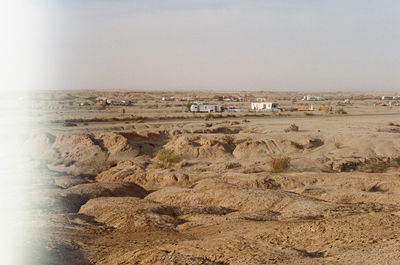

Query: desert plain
18,90,400,264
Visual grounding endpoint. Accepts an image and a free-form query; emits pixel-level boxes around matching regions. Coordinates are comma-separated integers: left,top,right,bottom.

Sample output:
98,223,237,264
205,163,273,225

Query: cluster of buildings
95,97,134,106
189,101,281,113
162,96,243,102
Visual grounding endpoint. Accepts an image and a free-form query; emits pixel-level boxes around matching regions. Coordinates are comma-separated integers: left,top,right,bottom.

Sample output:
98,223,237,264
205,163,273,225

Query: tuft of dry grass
153,148,180,169
284,123,299,133
269,156,291,173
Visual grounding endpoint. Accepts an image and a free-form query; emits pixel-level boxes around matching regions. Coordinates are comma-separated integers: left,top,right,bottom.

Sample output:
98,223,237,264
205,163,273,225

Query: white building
105,99,133,106
302,96,323,101
190,104,222,113
382,96,399,100
250,102,280,112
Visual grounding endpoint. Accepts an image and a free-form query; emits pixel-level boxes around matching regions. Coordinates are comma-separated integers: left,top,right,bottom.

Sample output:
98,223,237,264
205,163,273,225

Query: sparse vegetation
269,156,291,173
222,135,236,145
335,108,347,114
357,156,400,173
225,162,241,169
185,102,193,112
284,123,299,133
241,167,265,174
153,148,180,169
63,122,77,127
360,183,385,192
388,122,400,127
334,142,342,149
290,141,304,149
304,112,315,116
204,113,214,120
96,104,107,110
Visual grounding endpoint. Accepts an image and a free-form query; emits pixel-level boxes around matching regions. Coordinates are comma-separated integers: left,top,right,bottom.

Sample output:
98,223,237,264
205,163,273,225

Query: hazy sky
3,0,400,91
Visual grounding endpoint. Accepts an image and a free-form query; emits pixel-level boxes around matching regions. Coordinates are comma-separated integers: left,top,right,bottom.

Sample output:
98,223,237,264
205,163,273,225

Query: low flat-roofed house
181,97,194,101
302,96,323,101
161,96,174,101
381,96,398,100
251,102,280,112
190,104,222,113
106,99,119,105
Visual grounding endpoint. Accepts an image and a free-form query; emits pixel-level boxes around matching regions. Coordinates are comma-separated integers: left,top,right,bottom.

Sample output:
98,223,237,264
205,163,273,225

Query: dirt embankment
29,124,400,265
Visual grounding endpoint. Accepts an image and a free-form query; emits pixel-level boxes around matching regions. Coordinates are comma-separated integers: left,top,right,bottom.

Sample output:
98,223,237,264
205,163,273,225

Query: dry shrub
204,122,213,127
334,142,342,149
388,122,400,127
269,156,291,173
290,141,303,149
230,121,240,125
225,162,241,169
304,112,315,116
63,122,77,127
204,113,214,121
284,123,299,133
242,119,250,123
153,148,180,169
241,167,265,174
96,104,107,110
360,183,385,192
357,157,400,173
222,135,236,145
335,108,347,114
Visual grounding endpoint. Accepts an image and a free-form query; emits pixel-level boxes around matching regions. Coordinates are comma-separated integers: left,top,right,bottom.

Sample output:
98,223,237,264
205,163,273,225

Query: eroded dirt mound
164,135,234,160
38,182,149,213
53,175,91,189
96,160,147,183
79,197,233,232
192,125,242,134
35,131,171,176
232,139,300,160
96,160,192,189
146,179,331,218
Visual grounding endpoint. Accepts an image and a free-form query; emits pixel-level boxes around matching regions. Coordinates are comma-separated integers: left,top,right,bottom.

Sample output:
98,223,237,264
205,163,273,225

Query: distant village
70,94,400,114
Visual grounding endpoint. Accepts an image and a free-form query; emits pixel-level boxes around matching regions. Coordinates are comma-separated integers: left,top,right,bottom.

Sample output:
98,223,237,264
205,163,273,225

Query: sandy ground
23,90,400,264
